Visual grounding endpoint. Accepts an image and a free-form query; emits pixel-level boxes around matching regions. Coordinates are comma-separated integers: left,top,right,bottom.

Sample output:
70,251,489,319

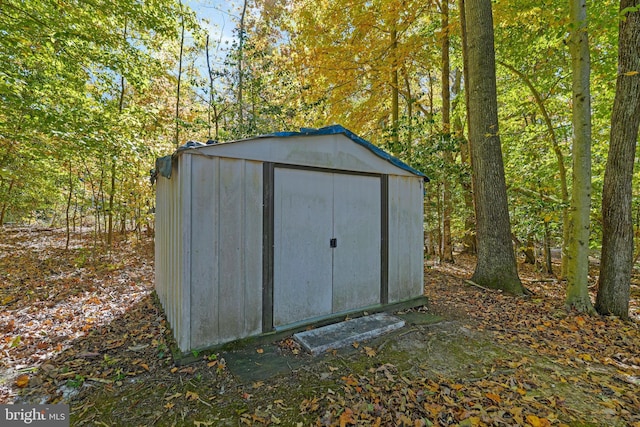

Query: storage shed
154,125,427,354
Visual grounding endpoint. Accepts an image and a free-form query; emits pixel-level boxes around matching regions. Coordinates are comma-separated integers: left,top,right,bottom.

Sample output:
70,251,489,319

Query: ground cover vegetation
0,229,638,425
1,0,640,424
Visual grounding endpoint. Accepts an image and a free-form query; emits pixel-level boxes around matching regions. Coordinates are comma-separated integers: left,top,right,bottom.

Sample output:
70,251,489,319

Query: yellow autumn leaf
15,374,29,388
623,70,639,76
526,414,551,427
527,414,542,427
256,348,264,354
186,391,199,401
352,341,360,349
485,392,501,404
364,346,376,357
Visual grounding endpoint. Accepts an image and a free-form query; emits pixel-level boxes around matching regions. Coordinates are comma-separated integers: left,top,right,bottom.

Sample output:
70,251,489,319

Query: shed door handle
330,238,337,248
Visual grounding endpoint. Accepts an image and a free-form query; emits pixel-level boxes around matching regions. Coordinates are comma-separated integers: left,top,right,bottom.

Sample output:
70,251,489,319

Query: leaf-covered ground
1,228,639,426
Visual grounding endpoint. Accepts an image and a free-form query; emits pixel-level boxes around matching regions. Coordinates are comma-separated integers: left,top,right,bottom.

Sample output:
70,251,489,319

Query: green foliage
0,0,634,261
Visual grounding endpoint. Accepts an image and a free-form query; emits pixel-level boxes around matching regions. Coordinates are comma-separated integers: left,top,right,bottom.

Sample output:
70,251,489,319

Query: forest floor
1,228,639,426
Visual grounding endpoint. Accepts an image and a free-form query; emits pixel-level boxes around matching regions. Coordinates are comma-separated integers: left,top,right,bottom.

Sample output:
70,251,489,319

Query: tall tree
565,0,596,313
596,1,640,319
237,0,248,135
464,0,524,294
176,0,186,148
441,0,455,263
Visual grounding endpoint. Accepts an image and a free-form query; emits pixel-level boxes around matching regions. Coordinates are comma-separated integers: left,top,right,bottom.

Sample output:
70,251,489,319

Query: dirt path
1,229,639,426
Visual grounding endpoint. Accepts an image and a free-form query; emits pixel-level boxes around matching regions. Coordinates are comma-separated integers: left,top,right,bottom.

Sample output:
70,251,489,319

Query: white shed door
332,173,381,312
273,168,381,327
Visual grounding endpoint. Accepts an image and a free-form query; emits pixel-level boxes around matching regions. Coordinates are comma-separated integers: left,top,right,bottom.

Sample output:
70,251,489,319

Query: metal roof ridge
176,124,428,180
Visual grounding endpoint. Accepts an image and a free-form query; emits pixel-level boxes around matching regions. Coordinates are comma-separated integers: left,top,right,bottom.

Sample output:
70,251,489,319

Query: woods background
1,0,639,311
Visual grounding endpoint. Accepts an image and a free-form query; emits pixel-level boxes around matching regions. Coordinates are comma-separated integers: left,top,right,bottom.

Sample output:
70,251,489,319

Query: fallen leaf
364,346,376,357
185,391,199,401
526,414,551,427
485,392,501,404
10,335,21,348
15,374,29,388
256,348,264,354
339,408,355,427
127,344,149,352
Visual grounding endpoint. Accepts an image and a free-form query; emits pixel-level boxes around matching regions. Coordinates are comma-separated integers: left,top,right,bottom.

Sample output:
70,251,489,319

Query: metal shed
154,125,427,354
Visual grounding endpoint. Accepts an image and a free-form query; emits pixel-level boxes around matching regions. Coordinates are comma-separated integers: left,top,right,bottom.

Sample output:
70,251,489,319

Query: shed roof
266,125,427,179
157,125,427,181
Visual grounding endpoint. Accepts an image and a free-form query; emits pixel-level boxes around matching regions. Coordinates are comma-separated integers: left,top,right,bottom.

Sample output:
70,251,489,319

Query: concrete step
293,312,405,355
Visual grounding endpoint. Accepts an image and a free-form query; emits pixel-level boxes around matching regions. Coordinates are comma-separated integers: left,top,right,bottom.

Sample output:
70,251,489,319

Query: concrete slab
294,312,405,355
222,344,308,383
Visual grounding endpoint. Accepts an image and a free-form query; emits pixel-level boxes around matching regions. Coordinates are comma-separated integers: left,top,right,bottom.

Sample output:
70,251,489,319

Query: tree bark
237,0,248,135
0,178,15,227
65,162,74,250
565,0,595,313
391,27,400,150
464,0,523,294
596,0,640,319
175,1,185,148
441,0,454,263
458,0,477,255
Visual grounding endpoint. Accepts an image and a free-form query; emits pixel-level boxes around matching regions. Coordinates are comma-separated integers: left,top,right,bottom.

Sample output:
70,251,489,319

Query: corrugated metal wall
155,156,189,351
187,155,263,350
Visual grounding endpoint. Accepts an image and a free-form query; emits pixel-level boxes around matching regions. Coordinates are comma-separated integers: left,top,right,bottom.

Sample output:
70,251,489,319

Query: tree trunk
237,0,248,135
544,220,553,274
403,74,414,150
565,0,595,314
0,178,15,227
206,34,214,141
391,27,400,151
175,1,185,148
464,0,523,294
596,0,640,319
441,0,454,263
458,0,477,255
65,162,74,250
